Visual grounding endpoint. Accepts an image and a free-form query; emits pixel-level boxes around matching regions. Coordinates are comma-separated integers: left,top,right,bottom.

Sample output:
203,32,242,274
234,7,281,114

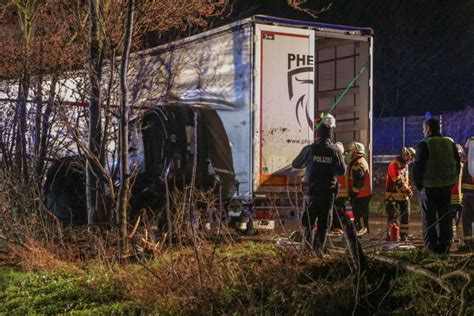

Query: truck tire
44,156,87,226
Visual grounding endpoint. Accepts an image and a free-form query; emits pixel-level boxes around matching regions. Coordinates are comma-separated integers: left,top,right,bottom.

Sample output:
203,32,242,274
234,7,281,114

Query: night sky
219,0,474,117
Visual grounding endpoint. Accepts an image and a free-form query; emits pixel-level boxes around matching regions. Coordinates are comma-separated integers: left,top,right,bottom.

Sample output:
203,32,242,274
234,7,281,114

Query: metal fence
373,107,474,157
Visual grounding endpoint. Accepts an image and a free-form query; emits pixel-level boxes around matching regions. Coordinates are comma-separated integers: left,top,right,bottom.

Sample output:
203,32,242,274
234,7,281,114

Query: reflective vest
451,163,463,205
336,174,349,198
423,137,458,188
461,163,474,194
349,156,371,198
385,157,411,201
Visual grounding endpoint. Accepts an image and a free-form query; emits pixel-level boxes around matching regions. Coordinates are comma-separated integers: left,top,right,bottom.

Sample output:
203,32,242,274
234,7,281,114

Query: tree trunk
117,0,135,261
36,75,57,179
33,77,43,180
87,0,104,226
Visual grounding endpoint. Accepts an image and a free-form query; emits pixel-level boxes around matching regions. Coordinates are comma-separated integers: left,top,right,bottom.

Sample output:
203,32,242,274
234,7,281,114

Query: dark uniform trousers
303,190,336,250
462,195,474,247
332,198,346,229
386,199,410,238
353,196,371,232
419,186,452,253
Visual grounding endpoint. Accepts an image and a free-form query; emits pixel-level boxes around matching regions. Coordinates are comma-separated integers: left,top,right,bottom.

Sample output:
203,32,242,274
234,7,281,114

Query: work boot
357,227,367,236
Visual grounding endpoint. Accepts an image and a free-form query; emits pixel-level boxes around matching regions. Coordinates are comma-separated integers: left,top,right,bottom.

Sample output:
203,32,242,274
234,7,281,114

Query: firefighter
450,144,464,242
385,147,416,241
413,118,460,254
459,139,474,252
348,142,372,235
292,114,346,253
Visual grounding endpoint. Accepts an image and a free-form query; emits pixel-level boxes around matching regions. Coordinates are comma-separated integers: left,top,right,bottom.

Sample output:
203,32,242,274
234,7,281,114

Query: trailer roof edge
253,15,373,36
137,15,372,57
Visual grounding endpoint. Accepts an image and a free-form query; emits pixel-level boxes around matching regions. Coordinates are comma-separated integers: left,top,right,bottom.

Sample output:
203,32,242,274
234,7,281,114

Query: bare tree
12,0,39,182
86,0,105,226
117,0,135,260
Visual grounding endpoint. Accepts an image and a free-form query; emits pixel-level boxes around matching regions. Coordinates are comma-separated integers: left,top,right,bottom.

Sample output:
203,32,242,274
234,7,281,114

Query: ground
1,239,473,315
268,213,468,252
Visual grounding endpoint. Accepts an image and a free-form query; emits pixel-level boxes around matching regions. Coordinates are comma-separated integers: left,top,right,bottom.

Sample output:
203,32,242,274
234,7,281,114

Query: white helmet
402,147,416,161
319,112,336,128
350,142,365,156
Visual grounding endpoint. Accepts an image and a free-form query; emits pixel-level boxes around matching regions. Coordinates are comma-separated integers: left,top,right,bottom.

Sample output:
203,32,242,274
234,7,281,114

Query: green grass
0,268,139,314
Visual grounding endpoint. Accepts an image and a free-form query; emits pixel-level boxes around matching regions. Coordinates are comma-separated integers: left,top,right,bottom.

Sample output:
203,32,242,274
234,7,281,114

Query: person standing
385,147,416,241
348,142,372,235
292,114,346,253
413,118,460,254
450,144,464,242
459,140,474,252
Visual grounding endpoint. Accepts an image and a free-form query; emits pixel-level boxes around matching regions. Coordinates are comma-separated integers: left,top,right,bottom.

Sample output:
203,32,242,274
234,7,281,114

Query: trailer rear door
254,24,315,192
315,34,373,168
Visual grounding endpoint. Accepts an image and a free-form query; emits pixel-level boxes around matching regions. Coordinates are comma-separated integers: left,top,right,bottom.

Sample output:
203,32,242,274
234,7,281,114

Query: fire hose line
316,64,367,130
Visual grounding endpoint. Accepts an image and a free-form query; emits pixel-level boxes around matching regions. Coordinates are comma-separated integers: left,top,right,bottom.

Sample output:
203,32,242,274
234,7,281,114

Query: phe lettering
313,156,333,164
288,53,314,70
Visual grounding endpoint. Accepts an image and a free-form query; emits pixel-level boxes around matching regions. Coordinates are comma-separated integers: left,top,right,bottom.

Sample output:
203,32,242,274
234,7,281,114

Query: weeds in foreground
1,167,473,315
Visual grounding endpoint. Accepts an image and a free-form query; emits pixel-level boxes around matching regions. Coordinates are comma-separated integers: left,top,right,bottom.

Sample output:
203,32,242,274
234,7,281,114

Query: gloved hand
401,187,413,198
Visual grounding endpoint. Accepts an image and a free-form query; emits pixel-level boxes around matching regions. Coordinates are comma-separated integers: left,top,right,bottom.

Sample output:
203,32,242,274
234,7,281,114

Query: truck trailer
43,15,374,230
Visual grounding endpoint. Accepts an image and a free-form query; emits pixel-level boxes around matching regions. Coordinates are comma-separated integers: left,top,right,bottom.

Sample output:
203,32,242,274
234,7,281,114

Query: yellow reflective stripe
385,192,408,200
464,236,473,240
462,183,474,190
451,195,462,204
337,191,348,198
399,224,409,228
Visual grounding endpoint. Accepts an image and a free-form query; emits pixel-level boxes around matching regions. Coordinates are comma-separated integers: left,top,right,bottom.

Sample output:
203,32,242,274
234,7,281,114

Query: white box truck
42,15,374,229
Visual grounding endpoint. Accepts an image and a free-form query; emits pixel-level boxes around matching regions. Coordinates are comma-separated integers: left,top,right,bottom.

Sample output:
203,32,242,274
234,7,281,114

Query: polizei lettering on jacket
287,53,314,129
313,156,333,164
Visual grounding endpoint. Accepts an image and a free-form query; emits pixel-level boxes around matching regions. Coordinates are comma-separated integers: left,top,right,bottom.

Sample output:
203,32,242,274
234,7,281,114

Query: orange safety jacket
349,156,372,198
385,157,412,201
336,174,349,198
461,163,474,194
451,162,463,205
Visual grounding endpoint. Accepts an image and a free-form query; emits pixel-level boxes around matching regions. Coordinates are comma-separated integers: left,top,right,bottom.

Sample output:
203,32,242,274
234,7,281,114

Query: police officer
292,114,346,253
413,118,460,254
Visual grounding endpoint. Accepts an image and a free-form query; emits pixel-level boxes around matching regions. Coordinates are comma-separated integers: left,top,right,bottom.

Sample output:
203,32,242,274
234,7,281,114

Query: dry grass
1,167,473,315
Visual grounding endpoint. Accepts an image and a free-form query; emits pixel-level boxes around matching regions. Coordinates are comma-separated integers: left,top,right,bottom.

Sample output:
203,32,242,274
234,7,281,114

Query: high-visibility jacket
336,174,349,198
451,162,463,205
349,156,371,198
423,137,458,187
461,163,474,194
385,157,412,201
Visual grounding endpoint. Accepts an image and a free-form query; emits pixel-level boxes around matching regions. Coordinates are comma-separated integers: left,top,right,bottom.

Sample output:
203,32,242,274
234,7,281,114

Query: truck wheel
240,218,255,236
44,157,87,226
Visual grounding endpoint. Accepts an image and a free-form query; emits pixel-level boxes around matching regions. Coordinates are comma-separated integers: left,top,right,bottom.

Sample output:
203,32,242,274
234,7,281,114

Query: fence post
439,115,443,134
402,116,406,148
